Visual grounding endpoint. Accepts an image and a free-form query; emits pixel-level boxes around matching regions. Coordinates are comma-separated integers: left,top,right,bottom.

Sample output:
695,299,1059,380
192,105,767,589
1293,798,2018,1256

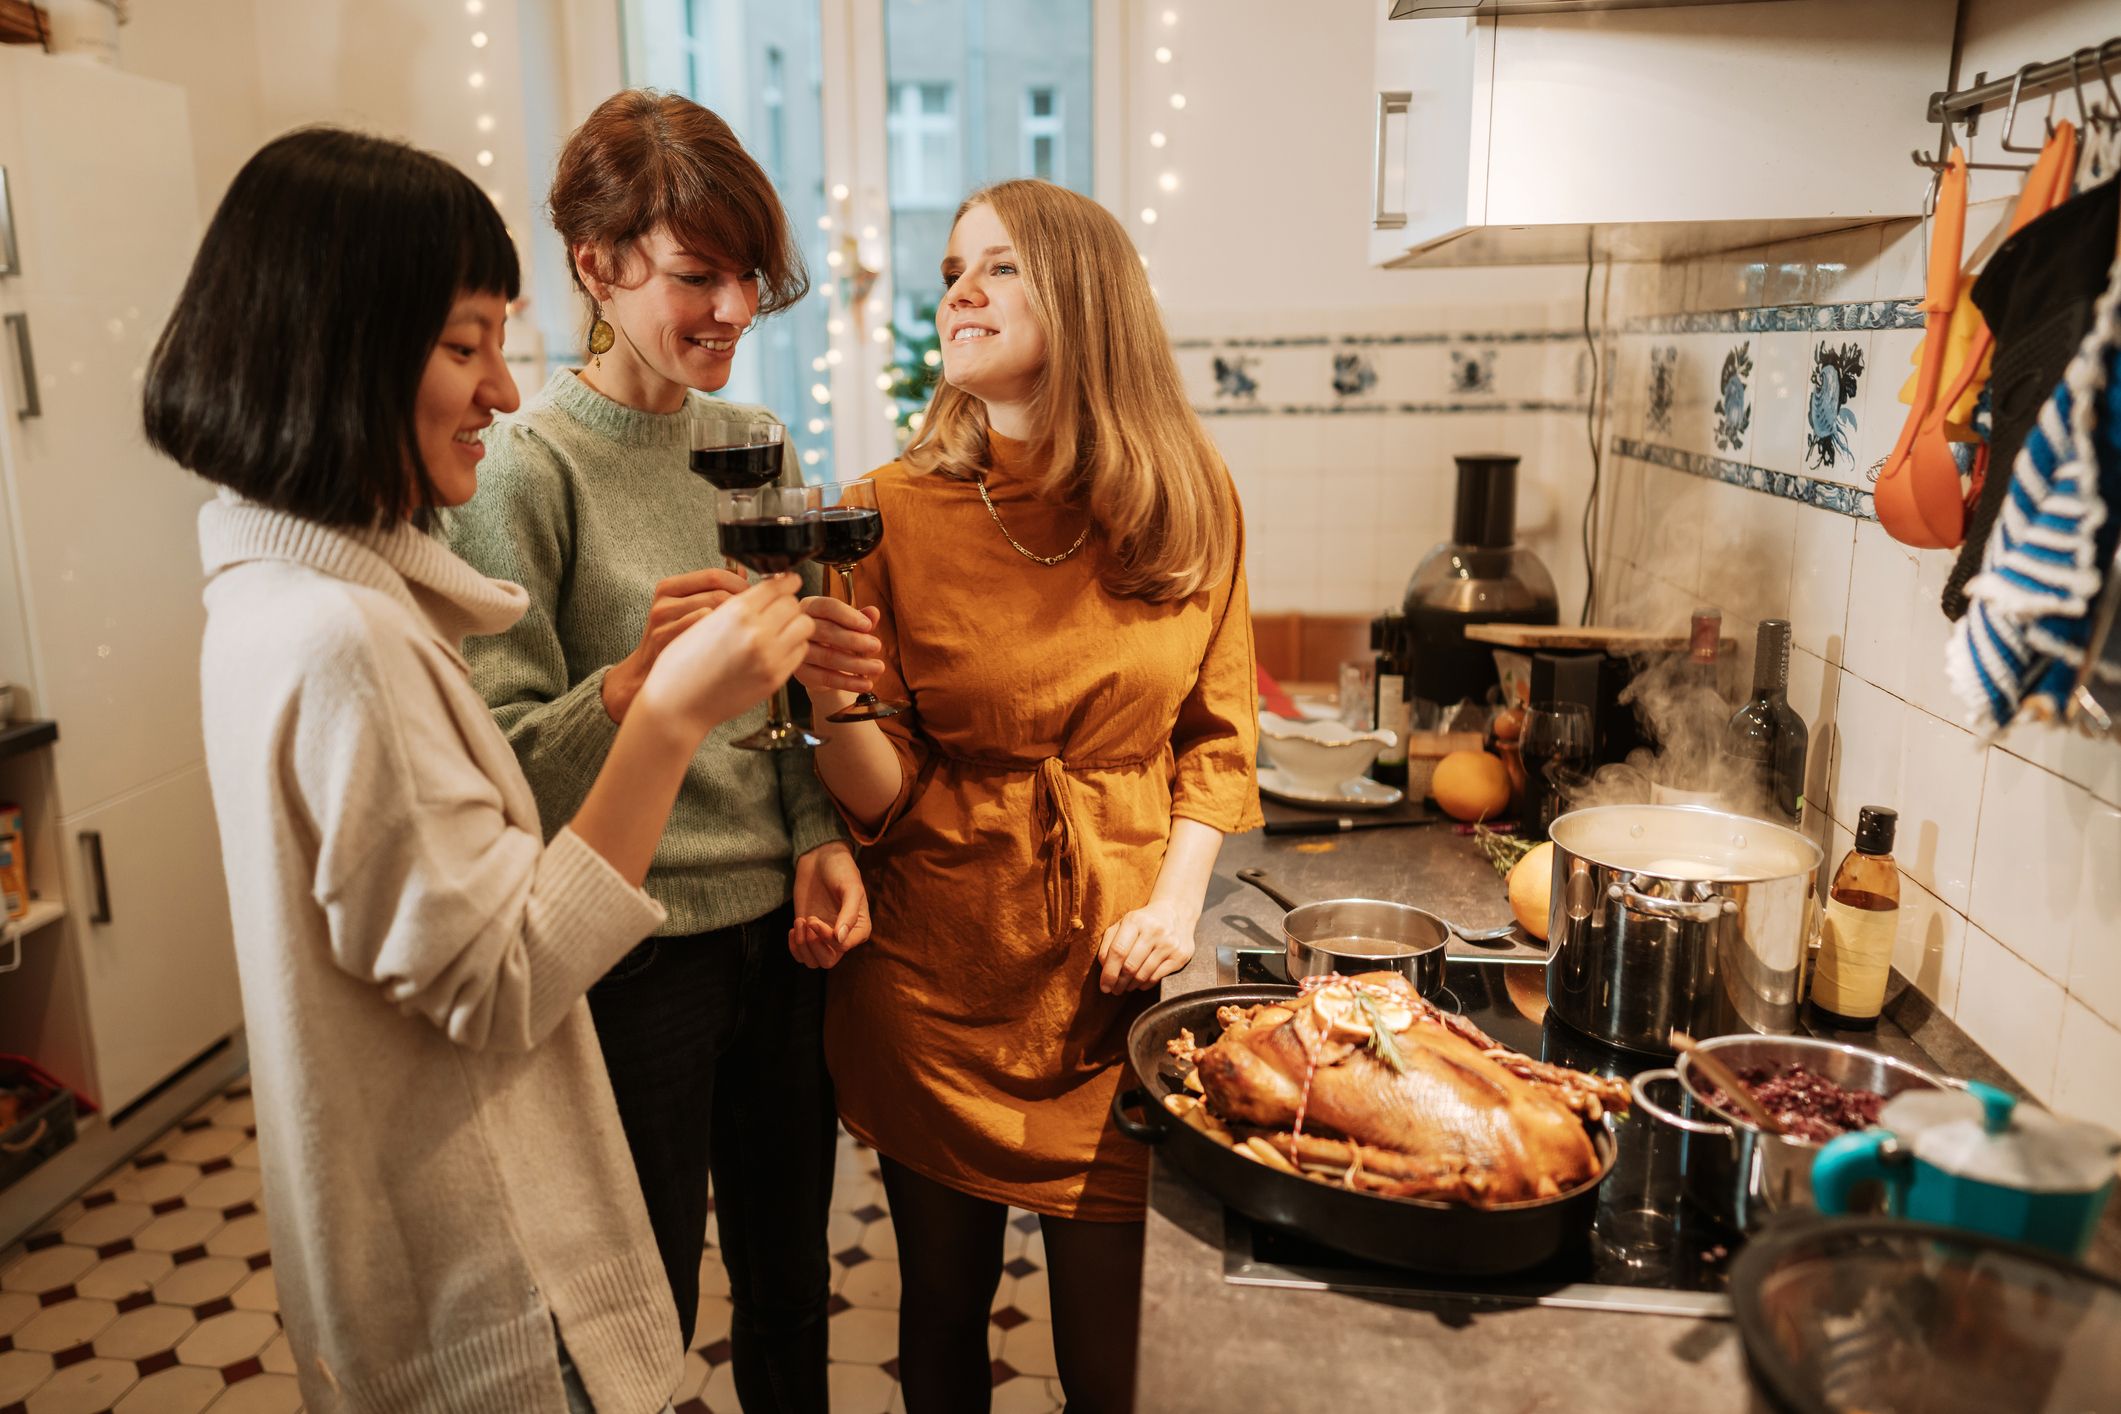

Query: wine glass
717,483,824,751
1521,702,1594,839
691,417,785,490
814,479,907,723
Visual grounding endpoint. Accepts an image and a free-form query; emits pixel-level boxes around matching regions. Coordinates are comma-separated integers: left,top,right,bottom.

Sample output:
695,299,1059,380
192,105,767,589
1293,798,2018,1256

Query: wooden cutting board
1464,624,1737,653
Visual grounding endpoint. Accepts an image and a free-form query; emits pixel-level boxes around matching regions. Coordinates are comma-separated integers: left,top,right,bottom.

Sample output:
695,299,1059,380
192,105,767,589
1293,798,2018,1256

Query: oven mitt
1948,239,2121,730
1944,175,2121,620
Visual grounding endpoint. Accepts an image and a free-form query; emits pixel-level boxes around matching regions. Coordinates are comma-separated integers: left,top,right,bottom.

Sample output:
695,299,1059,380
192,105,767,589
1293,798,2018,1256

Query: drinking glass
1521,702,1594,838
717,483,823,751
813,479,907,723
691,418,785,490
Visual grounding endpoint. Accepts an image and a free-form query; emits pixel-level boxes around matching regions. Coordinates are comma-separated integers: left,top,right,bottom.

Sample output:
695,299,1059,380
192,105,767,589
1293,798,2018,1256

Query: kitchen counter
1136,820,2121,1414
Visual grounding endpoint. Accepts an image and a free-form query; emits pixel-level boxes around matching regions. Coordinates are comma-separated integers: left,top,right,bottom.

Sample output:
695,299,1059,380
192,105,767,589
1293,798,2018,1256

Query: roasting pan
1113,984,1614,1276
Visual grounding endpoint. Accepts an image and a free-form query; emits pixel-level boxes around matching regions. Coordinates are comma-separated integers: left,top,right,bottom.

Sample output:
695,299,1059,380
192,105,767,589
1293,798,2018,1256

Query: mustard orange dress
823,433,1262,1221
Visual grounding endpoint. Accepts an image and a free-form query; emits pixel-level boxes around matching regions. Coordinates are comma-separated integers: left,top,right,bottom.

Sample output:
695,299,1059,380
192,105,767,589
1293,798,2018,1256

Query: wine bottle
1811,807,1901,1027
1721,619,1808,823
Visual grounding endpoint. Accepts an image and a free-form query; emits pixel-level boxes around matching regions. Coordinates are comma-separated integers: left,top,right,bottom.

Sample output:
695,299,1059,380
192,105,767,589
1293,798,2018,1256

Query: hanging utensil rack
1911,40,2121,175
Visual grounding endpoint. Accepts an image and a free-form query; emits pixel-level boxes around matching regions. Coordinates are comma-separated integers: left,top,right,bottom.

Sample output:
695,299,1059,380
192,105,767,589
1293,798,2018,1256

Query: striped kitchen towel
1948,246,2121,730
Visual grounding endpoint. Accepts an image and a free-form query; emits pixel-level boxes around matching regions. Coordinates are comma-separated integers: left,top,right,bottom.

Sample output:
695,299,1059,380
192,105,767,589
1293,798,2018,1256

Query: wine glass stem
832,563,880,710
769,683,797,728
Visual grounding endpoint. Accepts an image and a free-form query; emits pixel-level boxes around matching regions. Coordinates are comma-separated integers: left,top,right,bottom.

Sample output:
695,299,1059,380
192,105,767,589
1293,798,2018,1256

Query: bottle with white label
1810,806,1901,1027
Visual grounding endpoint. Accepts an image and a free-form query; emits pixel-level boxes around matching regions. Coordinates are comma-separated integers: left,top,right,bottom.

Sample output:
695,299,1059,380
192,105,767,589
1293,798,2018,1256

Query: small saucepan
1234,867,1449,999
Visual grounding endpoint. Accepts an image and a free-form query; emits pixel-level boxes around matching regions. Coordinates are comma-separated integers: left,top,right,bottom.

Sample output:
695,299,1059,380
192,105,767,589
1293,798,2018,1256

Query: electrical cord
1578,242,1603,625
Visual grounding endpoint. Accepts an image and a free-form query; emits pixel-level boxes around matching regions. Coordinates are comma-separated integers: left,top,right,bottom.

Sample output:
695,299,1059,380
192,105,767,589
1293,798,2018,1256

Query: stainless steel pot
1234,868,1449,998
1628,1034,1945,1234
1544,804,1823,1055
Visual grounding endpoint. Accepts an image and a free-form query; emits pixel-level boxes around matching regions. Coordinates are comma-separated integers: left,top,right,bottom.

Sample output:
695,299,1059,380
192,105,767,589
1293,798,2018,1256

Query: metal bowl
1630,1034,1946,1234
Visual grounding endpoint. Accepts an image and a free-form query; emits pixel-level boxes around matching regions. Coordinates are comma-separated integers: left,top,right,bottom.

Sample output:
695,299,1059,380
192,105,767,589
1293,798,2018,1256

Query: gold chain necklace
975,475,1090,566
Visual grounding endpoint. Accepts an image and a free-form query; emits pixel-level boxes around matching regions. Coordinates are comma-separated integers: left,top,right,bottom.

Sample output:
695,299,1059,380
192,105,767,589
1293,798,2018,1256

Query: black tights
878,1155,1143,1414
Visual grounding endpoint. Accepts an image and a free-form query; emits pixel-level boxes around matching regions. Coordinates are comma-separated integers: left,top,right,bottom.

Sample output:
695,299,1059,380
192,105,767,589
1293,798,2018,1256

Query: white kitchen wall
1128,0,1592,619
1593,195,2121,1125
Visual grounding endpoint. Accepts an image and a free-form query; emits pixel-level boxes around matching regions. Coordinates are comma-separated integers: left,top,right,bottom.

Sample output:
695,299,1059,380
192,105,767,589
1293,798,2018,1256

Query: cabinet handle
81,830,111,924
3,314,37,420
0,166,17,277
1373,90,1411,230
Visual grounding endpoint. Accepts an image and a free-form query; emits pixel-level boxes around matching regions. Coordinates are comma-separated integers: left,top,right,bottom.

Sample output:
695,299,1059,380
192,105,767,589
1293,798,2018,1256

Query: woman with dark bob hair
148,125,814,1414
447,90,879,1410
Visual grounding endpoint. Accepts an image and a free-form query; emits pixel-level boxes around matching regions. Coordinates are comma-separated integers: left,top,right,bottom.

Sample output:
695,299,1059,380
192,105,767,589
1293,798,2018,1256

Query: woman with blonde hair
809,179,1260,1413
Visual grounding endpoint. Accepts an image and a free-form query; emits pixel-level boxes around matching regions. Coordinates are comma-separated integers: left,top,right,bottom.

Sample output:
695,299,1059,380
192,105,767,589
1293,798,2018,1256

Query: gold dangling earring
587,308,615,368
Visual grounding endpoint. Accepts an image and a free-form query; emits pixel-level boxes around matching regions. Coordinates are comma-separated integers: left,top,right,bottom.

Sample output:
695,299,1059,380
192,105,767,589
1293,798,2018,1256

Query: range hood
1390,0,1794,15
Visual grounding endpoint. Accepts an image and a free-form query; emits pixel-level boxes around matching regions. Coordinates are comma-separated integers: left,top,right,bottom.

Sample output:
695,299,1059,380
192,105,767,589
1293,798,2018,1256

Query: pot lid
1882,1082,2121,1194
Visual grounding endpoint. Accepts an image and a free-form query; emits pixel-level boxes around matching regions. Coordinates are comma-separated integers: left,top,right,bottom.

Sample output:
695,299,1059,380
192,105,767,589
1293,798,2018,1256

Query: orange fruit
1430,750,1511,822
1507,842,1555,941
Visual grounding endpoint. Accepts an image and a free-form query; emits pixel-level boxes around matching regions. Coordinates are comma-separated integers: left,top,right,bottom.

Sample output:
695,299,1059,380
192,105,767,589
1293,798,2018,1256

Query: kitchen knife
1263,814,1442,836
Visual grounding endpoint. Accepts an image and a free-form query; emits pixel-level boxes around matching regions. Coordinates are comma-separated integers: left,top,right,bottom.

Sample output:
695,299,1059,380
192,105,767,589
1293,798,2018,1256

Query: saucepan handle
1234,867,1307,914
1629,1068,1735,1137
1610,881,1734,924
1110,1087,1169,1146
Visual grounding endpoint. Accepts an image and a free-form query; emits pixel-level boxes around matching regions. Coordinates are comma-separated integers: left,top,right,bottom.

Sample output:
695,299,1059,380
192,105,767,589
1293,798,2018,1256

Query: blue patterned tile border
1623,300,1923,335
1196,400,1591,418
1610,436,1876,519
1172,330,1582,351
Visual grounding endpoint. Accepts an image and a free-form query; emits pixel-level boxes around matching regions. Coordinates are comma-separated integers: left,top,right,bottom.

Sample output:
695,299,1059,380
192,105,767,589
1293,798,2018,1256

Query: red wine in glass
721,515,823,575
817,507,883,565
717,483,822,752
813,480,905,724
690,442,784,490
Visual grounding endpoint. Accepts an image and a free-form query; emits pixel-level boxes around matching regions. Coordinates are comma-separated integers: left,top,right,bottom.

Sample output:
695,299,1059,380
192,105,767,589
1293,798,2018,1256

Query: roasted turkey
1179,972,1630,1206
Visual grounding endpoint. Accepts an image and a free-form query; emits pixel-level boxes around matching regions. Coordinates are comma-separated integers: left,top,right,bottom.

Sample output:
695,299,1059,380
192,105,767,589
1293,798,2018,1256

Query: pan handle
1110,1087,1170,1146
1629,1068,1735,1138
1234,867,1307,913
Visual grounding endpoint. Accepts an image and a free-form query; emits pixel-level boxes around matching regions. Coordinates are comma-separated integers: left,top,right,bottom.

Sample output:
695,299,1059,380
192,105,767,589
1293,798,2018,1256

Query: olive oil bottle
1810,806,1901,1027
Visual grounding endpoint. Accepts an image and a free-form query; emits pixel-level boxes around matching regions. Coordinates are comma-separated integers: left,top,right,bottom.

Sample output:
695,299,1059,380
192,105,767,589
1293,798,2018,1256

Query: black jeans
588,904,835,1414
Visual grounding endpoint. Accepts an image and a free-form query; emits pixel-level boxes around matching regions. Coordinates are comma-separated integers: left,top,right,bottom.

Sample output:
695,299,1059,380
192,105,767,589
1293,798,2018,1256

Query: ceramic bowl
1257,713,1396,790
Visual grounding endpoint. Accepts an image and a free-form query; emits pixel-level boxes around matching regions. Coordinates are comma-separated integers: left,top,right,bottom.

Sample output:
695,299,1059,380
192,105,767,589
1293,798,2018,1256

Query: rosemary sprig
1352,989,1411,1076
1473,821,1536,879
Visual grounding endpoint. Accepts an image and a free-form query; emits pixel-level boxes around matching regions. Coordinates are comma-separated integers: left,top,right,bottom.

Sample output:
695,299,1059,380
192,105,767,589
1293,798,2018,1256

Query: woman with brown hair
448,90,883,1414
809,179,1261,1412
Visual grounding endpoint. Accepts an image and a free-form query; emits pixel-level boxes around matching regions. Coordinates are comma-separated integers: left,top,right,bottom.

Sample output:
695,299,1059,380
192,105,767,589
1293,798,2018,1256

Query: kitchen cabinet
62,767,238,1116
0,49,239,1125
1369,0,1957,266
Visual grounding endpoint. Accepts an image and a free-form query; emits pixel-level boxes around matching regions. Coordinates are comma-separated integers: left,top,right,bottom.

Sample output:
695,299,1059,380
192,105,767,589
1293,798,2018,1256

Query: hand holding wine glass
634,574,813,742
810,478,907,723
718,483,826,750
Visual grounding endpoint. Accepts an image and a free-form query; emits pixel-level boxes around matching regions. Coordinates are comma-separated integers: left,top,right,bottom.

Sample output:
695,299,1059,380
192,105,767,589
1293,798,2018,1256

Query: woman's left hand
790,841,872,968
1096,901,1197,994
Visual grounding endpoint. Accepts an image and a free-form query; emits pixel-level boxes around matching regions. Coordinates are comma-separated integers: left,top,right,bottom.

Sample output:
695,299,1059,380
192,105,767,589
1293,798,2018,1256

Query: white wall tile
1831,671,1905,837
1749,331,1816,476
1650,466,1717,599
1787,505,1856,665
1892,707,1985,913
1968,749,2097,986
1787,646,1840,839
2051,1002,2121,1133
1844,520,1919,699
1872,219,1925,304
1955,925,2065,1102
2065,800,2121,1032
1697,482,1796,630
1892,872,1968,1015
1823,675,1981,910
1997,721,2121,811
1855,326,1922,487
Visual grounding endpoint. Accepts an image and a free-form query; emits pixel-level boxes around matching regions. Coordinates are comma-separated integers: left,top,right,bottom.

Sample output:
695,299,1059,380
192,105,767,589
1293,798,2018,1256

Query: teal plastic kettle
1813,1081,2120,1258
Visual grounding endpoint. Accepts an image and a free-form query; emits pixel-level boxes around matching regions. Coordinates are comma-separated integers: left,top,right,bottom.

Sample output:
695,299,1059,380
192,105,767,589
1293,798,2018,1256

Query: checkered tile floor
0,1082,1068,1413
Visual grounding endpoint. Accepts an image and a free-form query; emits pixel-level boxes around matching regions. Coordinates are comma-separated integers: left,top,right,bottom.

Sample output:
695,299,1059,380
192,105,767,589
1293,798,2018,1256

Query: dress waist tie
1033,757,1086,937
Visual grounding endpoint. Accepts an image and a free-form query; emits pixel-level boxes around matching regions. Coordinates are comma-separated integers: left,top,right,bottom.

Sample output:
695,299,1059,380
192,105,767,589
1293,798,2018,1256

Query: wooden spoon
1669,1031,1788,1136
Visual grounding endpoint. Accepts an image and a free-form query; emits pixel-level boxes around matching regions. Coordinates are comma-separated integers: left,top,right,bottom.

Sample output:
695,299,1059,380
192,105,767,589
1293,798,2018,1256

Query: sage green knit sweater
446,369,844,937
